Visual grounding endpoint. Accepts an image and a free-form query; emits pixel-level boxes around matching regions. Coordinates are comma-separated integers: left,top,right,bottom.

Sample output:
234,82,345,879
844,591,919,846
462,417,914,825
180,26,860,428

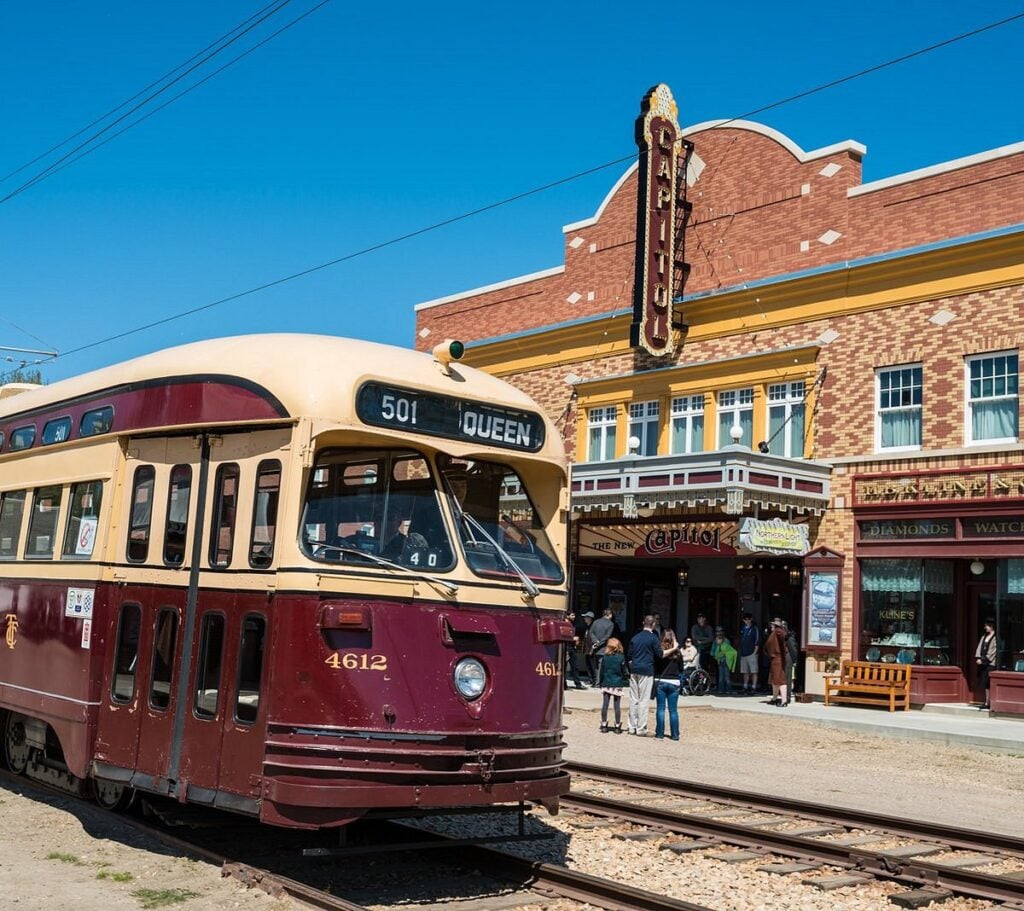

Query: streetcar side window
234,615,266,724
111,603,142,703
194,613,225,719
164,465,192,566
80,405,114,437
126,466,156,563
26,485,63,558
249,460,280,569
41,417,72,446
10,425,36,451
62,480,104,559
149,607,178,711
0,490,27,559
208,463,240,568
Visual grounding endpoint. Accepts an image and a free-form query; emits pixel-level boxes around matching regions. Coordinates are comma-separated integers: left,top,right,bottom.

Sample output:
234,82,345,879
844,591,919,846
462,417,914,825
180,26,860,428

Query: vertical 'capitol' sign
631,83,681,357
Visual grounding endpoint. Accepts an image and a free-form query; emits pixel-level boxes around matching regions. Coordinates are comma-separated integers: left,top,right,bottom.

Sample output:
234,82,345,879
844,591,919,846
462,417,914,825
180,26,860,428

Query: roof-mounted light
432,339,465,375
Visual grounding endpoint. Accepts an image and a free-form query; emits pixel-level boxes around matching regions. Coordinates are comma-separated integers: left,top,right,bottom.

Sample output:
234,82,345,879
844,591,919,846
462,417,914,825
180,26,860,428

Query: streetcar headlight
453,657,487,700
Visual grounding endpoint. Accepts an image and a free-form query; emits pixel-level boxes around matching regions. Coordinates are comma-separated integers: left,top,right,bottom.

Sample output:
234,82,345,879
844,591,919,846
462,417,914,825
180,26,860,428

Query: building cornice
462,225,1024,376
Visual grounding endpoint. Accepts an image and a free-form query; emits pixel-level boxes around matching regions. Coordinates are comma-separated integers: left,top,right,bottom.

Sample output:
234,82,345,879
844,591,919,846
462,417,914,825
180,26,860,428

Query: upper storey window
717,388,753,449
766,381,806,458
628,401,659,456
671,395,704,455
966,352,1018,445
877,365,922,451
587,406,617,462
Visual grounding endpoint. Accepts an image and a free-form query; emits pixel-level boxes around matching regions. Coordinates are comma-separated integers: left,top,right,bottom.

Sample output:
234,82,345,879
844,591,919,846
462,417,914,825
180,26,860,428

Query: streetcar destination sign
356,382,545,452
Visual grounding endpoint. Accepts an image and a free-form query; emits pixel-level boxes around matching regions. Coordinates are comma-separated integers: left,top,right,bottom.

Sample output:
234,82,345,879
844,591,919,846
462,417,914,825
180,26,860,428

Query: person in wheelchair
679,636,709,696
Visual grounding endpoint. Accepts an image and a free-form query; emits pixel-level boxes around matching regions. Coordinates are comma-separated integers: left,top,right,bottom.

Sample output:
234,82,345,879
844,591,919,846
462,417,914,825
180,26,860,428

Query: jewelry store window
998,560,1024,672
859,558,953,665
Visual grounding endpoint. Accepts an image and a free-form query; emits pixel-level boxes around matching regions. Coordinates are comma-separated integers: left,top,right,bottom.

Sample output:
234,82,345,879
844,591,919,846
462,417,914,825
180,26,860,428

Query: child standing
598,638,628,733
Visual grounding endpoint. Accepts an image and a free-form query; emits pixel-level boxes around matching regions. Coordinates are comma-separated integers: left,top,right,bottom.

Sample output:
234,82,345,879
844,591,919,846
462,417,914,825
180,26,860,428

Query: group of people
565,608,804,739
688,612,799,703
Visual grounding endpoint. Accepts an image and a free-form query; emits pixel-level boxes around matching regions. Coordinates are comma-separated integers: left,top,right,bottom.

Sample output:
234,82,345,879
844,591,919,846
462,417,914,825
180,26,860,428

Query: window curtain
689,415,704,453
881,409,921,447
972,400,1018,441
861,558,919,593
790,405,805,456
768,407,785,455
923,560,953,594
719,410,752,448
1007,558,1024,595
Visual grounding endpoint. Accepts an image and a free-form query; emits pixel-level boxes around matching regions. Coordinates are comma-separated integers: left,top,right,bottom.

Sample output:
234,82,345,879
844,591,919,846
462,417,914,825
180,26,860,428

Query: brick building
413,117,1024,712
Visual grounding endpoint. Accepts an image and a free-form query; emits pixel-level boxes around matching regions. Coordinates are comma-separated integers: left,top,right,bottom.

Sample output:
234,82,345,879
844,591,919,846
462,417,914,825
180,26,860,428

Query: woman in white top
975,618,997,710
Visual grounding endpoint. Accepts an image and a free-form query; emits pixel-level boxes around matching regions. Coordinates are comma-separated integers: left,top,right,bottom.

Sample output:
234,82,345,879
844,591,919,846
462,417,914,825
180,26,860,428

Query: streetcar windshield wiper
306,540,459,596
458,510,540,599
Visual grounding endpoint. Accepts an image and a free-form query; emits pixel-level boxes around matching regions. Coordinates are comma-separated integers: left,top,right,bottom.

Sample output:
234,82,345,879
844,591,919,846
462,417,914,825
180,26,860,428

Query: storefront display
859,559,954,666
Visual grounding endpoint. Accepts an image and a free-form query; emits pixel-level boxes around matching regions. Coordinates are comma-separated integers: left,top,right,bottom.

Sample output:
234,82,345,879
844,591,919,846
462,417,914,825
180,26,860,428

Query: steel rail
567,760,1024,856
381,824,718,911
0,769,371,911
562,780,1024,906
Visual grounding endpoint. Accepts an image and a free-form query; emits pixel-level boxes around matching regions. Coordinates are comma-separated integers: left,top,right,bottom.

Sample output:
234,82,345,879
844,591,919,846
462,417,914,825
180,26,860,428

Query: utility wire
7,9,1023,380
0,0,299,206
11,0,334,198
0,0,287,187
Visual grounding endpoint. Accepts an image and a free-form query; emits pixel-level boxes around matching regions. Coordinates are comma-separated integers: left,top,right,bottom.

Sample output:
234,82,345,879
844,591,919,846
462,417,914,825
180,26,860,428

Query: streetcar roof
0,334,567,466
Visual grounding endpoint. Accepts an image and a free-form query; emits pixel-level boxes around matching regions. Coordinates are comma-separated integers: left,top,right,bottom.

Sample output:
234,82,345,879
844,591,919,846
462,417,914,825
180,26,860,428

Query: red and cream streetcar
0,334,571,828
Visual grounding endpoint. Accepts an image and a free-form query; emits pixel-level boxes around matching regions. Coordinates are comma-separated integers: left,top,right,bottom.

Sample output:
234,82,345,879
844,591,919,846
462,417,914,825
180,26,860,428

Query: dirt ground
1,704,1021,910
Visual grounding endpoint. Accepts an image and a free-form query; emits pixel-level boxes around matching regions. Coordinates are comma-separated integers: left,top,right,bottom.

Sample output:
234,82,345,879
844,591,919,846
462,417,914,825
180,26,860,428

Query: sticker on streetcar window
356,383,545,452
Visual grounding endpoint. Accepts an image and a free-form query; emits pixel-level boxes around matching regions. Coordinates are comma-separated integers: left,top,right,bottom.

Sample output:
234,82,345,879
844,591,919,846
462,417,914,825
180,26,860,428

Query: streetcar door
93,600,150,774
95,436,201,782
175,432,282,806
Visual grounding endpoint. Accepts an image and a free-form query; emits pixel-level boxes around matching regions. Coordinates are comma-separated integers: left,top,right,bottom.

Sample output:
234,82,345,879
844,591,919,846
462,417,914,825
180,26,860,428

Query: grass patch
97,869,134,882
132,888,199,908
46,851,83,865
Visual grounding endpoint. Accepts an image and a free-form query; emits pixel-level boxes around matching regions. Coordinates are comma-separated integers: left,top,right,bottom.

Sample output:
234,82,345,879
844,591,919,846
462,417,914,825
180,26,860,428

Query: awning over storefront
571,445,832,517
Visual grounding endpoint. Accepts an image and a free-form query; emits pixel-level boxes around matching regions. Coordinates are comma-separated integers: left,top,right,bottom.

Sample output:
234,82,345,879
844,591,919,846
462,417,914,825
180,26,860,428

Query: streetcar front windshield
438,455,563,584
300,449,454,571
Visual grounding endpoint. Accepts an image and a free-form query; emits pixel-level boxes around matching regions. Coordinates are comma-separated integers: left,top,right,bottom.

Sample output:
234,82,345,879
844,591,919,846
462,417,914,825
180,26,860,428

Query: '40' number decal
325,652,388,671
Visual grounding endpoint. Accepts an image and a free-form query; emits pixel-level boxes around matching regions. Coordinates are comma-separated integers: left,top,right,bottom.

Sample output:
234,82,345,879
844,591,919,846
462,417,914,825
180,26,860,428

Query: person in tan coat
764,618,789,707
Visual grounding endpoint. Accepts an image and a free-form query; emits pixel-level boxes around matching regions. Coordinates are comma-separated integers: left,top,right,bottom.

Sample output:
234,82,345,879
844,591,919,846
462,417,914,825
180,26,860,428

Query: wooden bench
824,660,911,712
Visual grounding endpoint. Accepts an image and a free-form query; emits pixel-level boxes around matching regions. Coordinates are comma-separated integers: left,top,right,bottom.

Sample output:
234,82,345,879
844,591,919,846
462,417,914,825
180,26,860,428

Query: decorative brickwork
412,119,1024,682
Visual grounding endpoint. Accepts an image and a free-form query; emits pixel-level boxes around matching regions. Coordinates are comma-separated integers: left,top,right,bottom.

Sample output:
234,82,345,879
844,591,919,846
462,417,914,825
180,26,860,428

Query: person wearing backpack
587,608,616,686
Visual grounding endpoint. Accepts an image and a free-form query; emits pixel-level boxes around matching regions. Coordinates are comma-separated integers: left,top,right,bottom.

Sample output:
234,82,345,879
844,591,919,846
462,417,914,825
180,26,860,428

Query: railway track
565,760,1024,907
0,767,716,911
9,757,1024,911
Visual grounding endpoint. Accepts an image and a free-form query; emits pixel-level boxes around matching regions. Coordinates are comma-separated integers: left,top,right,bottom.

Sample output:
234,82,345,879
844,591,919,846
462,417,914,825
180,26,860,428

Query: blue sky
1,1,1022,382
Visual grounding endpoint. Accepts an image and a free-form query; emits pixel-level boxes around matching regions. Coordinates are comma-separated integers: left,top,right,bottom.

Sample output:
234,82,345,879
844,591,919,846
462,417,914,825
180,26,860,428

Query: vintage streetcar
0,334,572,828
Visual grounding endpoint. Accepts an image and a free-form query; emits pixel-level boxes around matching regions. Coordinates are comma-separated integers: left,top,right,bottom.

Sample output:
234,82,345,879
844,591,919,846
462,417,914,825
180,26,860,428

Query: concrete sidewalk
562,685,1024,754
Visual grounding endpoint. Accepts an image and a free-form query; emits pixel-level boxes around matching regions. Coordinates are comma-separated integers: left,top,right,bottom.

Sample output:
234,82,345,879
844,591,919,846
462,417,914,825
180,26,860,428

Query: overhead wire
9,0,334,198
5,9,1024,382
0,0,301,206
0,0,289,187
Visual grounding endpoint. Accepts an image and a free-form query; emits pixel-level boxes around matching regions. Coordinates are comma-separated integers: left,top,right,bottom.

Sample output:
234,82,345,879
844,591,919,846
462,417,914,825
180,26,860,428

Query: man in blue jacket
626,615,663,736
738,612,761,695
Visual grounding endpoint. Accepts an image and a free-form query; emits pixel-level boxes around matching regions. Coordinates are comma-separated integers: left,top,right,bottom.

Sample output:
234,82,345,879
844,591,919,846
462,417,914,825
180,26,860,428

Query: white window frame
587,405,618,462
670,394,705,454
875,364,923,452
766,381,806,458
628,400,660,456
717,388,754,448
965,351,1019,446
